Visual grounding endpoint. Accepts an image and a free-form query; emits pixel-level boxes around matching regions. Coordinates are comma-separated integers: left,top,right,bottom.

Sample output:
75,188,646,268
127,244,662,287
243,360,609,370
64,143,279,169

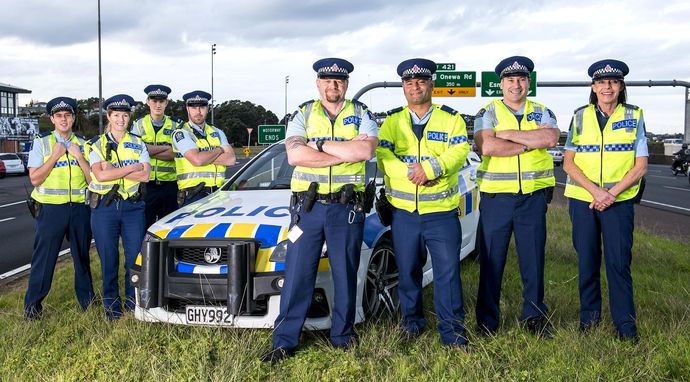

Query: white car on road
131,143,481,329
0,153,26,175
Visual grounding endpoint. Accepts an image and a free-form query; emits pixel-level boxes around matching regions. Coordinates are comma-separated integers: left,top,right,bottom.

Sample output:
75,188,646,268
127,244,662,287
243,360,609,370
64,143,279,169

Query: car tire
362,237,399,320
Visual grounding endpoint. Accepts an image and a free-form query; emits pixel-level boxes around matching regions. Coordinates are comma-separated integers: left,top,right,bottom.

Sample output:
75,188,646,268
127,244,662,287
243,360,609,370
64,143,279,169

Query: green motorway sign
258,124,286,144
436,63,456,71
434,71,476,88
481,71,537,97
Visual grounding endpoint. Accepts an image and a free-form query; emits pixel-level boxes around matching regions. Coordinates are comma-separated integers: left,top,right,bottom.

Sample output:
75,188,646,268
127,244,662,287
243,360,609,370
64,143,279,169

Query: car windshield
223,143,382,191
0,154,19,160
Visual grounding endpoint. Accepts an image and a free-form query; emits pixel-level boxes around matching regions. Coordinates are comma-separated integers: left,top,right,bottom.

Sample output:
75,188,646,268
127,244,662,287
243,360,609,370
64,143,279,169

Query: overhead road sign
436,63,456,71
433,71,476,97
258,125,286,144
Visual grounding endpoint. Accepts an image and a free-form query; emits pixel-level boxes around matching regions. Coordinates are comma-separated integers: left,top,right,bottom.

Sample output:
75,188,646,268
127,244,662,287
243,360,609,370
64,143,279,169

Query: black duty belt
181,186,218,194
293,190,363,204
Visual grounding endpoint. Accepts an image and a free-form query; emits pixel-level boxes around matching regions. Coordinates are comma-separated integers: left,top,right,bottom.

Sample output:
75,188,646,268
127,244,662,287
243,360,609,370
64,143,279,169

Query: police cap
46,97,77,115
103,94,135,111
183,90,212,106
144,84,171,100
313,58,354,79
588,59,629,81
495,56,534,78
397,58,436,81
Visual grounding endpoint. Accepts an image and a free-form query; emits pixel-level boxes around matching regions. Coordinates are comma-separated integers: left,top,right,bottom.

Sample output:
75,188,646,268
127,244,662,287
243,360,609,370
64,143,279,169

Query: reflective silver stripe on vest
177,172,225,180
533,104,543,123
566,176,617,190
385,186,458,202
292,171,363,184
575,108,585,136
624,105,633,121
303,102,314,130
419,185,458,201
89,183,113,191
125,183,140,194
486,103,498,126
603,182,617,189
477,170,519,181
156,166,176,173
428,157,443,178
521,169,554,180
35,187,86,195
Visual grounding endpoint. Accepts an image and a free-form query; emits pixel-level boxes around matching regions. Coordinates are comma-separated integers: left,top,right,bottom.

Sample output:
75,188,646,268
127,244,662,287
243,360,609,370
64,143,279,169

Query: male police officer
131,85,181,227
172,90,235,206
377,58,470,347
474,56,559,338
261,58,378,363
24,97,95,320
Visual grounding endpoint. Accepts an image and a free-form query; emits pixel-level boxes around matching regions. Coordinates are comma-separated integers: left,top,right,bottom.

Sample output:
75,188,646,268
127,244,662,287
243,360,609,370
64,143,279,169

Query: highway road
1,161,688,278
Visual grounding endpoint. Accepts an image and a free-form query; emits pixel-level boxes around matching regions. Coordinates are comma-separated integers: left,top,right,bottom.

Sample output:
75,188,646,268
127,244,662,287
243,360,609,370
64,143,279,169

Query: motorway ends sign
258,125,286,144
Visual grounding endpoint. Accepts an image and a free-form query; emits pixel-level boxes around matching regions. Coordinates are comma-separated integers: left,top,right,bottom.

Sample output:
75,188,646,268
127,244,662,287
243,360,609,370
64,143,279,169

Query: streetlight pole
97,0,103,134
211,43,216,124
284,75,289,123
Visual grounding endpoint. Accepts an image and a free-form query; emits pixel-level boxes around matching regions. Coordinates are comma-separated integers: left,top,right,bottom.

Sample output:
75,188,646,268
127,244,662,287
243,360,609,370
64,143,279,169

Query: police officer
376,58,470,346
261,58,378,363
172,90,235,206
131,85,181,227
474,56,560,338
563,59,647,340
24,97,95,320
88,94,151,320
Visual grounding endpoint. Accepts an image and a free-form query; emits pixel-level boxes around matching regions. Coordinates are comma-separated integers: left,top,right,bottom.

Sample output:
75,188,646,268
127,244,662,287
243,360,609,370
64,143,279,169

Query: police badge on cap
495,56,535,78
46,97,77,115
183,90,212,106
144,84,171,100
588,59,629,81
313,58,354,79
397,58,436,80
103,94,135,111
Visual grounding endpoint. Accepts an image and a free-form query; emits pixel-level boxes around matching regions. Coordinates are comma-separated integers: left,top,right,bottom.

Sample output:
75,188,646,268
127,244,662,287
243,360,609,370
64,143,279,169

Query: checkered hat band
317,64,348,74
148,89,168,97
500,61,528,76
187,95,208,103
402,65,432,77
109,99,131,108
593,65,623,78
51,101,73,113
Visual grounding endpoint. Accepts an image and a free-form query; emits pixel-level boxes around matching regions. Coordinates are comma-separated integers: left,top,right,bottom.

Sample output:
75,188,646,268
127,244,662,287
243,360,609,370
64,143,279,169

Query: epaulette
476,108,487,118
170,115,183,124
298,100,315,109
75,134,86,141
621,103,639,110
87,135,101,145
129,132,142,138
352,99,368,109
387,106,404,116
288,110,300,122
574,105,588,113
38,131,51,138
440,105,458,116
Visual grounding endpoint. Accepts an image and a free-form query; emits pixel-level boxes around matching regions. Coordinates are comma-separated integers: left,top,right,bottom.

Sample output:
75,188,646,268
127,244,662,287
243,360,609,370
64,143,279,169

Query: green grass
1,203,689,381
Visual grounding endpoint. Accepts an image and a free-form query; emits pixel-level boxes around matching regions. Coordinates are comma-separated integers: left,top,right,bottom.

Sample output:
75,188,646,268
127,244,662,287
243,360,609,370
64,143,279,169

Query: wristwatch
316,139,325,152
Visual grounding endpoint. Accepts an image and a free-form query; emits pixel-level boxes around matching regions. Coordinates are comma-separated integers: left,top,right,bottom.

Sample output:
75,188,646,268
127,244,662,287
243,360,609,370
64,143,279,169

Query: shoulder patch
38,131,51,138
174,130,186,143
476,108,487,118
87,135,101,145
574,105,588,113
440,105,458,115
298,100,315,109
622,103,639,110
387,106,404,116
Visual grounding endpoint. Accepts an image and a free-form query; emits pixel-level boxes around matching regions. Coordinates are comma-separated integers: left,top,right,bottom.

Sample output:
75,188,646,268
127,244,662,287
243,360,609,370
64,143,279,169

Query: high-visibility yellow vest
476,99,555,193
564,103,643,202
30,132,88,204
131,114,178,182
88,132,146,199
290,99,368,193
376,104,469,214
173,122,226,189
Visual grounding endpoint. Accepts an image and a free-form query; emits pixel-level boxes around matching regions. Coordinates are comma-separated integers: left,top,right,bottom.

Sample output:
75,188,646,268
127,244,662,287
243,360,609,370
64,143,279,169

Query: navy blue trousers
569,198,637,336
272,201,364,350
391,208,466,345
91,198,145,320
24,203,94,317
476,190,549,331
143,181,178,228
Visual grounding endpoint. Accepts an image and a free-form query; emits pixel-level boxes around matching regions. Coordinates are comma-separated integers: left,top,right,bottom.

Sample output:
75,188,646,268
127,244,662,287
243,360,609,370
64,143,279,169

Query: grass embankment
0,203,688,381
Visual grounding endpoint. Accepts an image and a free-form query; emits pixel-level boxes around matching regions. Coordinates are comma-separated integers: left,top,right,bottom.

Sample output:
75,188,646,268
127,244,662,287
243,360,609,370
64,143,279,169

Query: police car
131,142,481,329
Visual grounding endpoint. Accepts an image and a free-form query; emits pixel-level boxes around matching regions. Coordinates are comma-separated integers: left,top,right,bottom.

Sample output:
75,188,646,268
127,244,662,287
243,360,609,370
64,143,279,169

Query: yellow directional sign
243,147,251,157
432,87,476,97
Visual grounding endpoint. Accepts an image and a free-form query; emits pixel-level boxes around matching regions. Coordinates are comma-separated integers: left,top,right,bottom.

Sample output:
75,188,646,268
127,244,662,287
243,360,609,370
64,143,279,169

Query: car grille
174,247,228,265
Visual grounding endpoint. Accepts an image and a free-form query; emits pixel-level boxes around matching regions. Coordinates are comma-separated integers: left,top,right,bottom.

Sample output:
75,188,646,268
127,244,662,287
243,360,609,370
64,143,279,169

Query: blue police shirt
285,101,378,139
172,122,229,156
564,110,648,157
28,131,81,168
89,132,150,164
474,101,559,132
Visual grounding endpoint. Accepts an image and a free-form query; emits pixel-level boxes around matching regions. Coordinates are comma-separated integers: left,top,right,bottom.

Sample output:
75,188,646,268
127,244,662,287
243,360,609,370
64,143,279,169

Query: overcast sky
1,0,689,134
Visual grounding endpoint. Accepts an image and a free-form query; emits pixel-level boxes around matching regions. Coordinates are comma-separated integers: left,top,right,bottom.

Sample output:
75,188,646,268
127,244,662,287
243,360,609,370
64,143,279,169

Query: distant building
1,82,35,152
1,82,31,117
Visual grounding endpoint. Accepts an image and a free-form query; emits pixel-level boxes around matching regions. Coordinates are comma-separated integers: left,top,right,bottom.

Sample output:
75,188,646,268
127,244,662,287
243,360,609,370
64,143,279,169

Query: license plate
185,306,233,325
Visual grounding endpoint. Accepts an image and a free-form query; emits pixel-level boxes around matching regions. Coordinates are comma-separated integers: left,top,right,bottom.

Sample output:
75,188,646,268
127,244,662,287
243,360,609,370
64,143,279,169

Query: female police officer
563,60,647,340
88,94,151,320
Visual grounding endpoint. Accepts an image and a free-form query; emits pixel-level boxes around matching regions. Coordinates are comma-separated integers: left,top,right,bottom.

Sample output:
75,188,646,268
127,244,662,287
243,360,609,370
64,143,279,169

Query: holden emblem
204,248,221,264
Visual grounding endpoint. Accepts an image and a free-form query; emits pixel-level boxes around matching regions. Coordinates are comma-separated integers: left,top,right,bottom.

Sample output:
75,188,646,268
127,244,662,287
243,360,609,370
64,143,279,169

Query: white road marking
0,241,95,280
0,201,25,208
0,217,16,223
664,186,690,192
640,200,690,213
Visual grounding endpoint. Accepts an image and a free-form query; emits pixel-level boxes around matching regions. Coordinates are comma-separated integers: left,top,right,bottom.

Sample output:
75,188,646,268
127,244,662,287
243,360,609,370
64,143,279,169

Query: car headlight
269,240,288,263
